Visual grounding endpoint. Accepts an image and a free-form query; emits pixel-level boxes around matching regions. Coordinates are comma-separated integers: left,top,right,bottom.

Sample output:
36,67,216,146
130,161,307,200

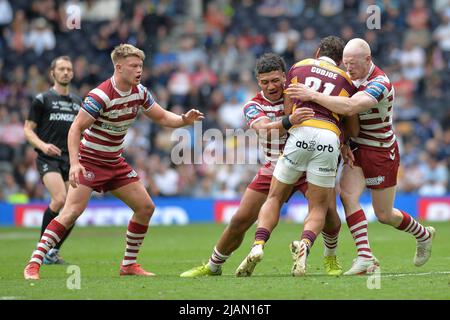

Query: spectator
153,160,180,197
0,1,448,200
418,154,448,196
26,18,56,56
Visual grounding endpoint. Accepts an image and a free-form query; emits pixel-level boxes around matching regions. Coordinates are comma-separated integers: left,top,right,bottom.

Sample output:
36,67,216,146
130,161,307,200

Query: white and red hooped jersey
351,63,396,149
80,77,155,163
243,91,286,164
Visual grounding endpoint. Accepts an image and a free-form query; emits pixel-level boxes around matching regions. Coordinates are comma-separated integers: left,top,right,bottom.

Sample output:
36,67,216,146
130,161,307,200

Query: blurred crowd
0,0,449,202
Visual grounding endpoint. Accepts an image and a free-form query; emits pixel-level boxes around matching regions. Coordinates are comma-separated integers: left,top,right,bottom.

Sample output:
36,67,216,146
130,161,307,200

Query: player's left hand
289,107,315,125
285,83,315,102
182,109,205,125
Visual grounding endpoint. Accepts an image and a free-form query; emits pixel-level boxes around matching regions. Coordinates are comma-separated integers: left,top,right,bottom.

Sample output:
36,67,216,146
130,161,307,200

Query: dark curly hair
255,53,286,76
318,36,346,65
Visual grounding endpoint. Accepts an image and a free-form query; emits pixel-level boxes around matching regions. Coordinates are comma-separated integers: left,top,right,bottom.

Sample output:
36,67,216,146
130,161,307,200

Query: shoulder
243,94,264,114
34,92,45,104
69,92,83,104
88,80,113,106
32,90,54,106
368,66,392,87
137,83,152,98
245,92,264,106
292,58,316,68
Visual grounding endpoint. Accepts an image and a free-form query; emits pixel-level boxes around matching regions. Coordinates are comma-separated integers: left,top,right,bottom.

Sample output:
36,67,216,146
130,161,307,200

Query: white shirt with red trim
80,77,155,163
243,91,286,164
352,63,396,148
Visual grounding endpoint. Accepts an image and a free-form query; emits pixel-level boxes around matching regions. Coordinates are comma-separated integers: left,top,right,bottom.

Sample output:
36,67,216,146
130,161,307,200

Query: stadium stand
0,0,448,202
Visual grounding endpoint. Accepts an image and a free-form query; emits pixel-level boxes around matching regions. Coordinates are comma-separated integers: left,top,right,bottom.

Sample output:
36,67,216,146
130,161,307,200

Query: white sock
208,247,230,272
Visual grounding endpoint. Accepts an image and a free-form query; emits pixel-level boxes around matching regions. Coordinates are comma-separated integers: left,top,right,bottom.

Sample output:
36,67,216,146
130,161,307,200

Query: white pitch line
305,271,450,277
380,271,450,278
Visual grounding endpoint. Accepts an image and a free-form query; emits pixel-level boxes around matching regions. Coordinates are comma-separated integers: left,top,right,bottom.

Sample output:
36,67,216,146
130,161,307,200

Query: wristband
282,116,292,130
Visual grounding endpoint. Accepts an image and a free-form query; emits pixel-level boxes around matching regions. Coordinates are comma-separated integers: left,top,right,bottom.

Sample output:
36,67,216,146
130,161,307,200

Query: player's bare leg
291,182,332,276
111,181,156,276
181,188,267,277
371,187,435,267
217,189,268,256
235,178,292,277
340,164,379,275
24,184,92,280
322,192,343,275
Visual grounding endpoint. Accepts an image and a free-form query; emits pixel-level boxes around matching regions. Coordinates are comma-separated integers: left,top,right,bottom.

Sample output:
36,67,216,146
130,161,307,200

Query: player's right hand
289,107,315,125
69,162,87,188
341,144,355,168
42,143,62,157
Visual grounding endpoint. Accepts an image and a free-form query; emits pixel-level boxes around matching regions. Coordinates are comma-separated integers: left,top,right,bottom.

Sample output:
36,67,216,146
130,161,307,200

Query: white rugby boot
235,244,264,277
290,240,310,276
414,226,435,267
344,256,380,275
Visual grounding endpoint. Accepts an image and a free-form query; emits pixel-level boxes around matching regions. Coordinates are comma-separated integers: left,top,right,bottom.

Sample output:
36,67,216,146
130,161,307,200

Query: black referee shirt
27,88,82,158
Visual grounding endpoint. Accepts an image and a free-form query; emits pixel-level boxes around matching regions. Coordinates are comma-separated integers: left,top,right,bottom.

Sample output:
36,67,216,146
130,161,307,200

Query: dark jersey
27,88,82,158
286,57,357,140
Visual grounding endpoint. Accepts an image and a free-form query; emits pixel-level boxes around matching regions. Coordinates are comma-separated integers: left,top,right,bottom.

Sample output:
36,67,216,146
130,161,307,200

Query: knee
51,194,67,211
136,201,155,219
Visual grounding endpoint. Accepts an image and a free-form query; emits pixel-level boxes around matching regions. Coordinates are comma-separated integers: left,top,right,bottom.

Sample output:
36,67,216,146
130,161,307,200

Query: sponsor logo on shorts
283,154,298,166
42,163,49,172
366,176,385,186
389,148,395,160
84,171,95,181
127,170,138,178
295,140,334,153
318,167,336,173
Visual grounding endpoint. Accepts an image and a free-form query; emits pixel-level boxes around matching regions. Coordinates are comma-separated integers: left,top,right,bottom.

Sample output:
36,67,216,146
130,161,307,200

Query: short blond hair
111,44,145,65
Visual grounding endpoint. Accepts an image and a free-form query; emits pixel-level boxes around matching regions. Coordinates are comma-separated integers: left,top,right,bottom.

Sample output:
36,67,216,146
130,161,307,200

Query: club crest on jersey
84,171,95,181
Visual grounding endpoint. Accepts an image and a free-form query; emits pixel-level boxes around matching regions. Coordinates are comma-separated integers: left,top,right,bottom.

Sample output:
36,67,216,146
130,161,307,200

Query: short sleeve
81,95,104,119
363,79,390,102
142,86,156,111
243,103,268,128
27,94,45,123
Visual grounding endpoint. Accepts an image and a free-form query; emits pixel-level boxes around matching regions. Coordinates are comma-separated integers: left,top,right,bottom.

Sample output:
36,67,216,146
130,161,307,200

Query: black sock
40,207,58,238
55,224,74,249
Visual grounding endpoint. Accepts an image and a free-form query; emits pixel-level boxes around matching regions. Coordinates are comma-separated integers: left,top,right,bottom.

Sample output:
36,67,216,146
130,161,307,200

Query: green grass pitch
0,221,449,300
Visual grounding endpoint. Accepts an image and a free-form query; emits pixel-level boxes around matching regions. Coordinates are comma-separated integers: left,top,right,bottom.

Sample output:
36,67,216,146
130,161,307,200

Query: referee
24,56,82,264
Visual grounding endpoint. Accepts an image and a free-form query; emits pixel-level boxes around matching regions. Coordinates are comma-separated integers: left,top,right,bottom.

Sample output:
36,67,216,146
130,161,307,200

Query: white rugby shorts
273,126,340,188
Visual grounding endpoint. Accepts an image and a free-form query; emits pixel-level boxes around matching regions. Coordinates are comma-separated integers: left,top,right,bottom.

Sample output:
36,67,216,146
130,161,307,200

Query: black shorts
36,154,70,182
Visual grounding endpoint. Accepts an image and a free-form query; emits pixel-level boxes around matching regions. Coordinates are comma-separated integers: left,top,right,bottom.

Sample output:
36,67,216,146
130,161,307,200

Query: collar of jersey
317,56,337,66
111,76,132,96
